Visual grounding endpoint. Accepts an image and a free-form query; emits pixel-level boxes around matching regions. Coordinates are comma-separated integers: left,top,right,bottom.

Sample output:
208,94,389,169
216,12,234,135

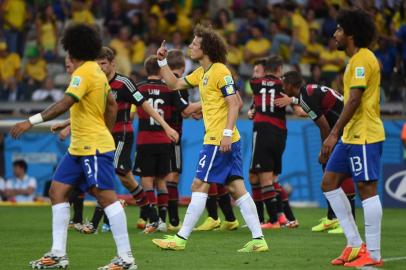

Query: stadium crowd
0,0,405,105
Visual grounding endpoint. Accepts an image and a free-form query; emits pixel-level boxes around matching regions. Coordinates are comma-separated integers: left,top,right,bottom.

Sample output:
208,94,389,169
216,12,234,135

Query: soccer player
10,24,137,269
194,183,239,231
133,55,189,233
277,70,356,234
151,25,268,252
248,55,298,229
80,46,179,234
321,9,384,267
165,49,202,231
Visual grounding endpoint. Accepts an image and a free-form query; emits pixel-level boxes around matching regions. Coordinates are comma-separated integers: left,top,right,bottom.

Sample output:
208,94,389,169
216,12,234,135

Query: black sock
91,206,104,229
275,192,284,215
159,206,167,223
218,193,236,222
255,201,265,223
206,196,218,220
262,185,278,223
72,196,84,224
149,205,159,223
327,200,336,220
103,214,110,226
283,200,296,221
348,195,356,220
168,200,180,226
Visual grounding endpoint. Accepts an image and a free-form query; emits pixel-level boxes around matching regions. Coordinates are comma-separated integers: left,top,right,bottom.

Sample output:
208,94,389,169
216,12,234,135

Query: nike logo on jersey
354,171,363,176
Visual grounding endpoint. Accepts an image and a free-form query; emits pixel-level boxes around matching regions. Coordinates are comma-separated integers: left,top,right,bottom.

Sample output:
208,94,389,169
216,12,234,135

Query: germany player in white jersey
151,25,267,252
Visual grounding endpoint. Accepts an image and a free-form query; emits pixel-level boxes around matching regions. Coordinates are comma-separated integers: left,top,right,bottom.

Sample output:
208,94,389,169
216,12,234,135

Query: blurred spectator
131,35,146,69
0,176,5,201
374,38,399,100
104,0,129,38
396,23,406,75
243,22,270,65
129,12,145,37
307,64,328,86
305,8,320,32
226,32,243,71
72,0,95,25
319,37,346,85
0,42,22,101
1,0,29,56
32,77,64,102
5,160,37,203
166,31,187,52
51,0,71,22
391,1,406,33
331,67,345,94
35,4,58,61
301,28,324,65
402,123,406,163
109,27,132,76
145,13,163,45
321,4,338,42
270,2,309,65
213,8,236,38
237,6,266,44
23,46,47,100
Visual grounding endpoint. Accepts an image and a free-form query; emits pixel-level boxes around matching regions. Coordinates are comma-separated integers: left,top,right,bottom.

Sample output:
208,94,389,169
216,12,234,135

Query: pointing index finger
161,40,166,48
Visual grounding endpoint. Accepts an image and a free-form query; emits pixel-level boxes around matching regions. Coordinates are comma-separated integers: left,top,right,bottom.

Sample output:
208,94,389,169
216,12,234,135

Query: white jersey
6,175,37,202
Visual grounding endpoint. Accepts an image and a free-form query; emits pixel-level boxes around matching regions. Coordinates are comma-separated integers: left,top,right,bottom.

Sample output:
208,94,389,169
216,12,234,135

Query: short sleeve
122,77,145,106
65,69,88,101
216,66,236,97
184,67,202,87
28,178,37,189
348,56,369,89
174,90,189,112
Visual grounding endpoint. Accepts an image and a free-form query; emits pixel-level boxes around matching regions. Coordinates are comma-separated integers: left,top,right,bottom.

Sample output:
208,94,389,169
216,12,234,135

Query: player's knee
191,179,207,193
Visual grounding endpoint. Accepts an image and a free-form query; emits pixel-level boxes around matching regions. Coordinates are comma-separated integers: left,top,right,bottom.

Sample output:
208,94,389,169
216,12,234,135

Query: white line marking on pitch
357,256,406,270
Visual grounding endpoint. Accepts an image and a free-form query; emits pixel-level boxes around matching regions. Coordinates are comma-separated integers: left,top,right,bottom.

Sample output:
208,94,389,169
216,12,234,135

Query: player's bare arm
181,102,202,118
321,88,363,157
104,91,118,132
141,100,179,143
221,94,239,153
315,115,332,164
157,40,189,90
50,119,71,133
10,95,75,139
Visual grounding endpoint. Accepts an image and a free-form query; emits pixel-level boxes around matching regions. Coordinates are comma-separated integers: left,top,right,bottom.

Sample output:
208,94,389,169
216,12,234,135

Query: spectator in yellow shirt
270,2,309,65
72,0,95,25
131,35,146,69
301,28,324,65
1,0,28,56
109,27,132,76
243,23,271,65
213,8,236,38
35,4,58,61
319,37,346,85
226,32,243,71
23,47,47,100
0,42,21,101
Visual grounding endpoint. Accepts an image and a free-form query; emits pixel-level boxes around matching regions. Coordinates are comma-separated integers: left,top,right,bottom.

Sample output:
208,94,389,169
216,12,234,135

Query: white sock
51,202,70,256
362,195,382,261
104,201,132,259
178,192,208,239
324,188,362,247
236,193,263,239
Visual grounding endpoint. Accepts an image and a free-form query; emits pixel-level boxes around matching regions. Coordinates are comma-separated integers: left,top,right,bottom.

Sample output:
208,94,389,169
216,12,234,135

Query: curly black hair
194,24,227,64
337,8,376,48
61,24,102,61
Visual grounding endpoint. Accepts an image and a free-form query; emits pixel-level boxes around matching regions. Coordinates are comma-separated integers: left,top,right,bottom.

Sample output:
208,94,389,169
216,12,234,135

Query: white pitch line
357,256,406,270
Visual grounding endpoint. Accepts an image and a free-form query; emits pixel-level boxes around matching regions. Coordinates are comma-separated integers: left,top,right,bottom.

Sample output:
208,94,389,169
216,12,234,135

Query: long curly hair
194,24,227,64
61,24,102,61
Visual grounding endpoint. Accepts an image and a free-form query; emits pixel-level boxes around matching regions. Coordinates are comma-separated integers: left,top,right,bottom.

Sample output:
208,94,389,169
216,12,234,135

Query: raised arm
10,95,75,139
157,41,190,90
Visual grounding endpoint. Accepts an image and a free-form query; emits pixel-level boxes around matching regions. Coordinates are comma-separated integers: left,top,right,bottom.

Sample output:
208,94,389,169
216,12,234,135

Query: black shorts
113,132,134,176
250,123,287,175
170,142,182,173
133,144,172,177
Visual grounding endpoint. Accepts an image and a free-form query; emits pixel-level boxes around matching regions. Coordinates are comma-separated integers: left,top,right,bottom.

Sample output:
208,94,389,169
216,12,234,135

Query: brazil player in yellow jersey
10,24,137,270
151,25,268,252
320,9,384,267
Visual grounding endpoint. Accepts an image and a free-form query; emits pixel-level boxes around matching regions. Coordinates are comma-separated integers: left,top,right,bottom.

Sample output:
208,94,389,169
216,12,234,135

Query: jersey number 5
147,98,164,125
260,88,275,113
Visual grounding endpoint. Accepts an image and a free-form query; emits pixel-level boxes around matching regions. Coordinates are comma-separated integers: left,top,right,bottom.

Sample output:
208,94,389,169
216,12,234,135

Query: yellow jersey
292,12,309,46
3,0,26,31
320,49,346,72
342,48,385,144
0,53,21,81
25,59,47,82
185,63,240,145
65,61,115,155
244,38,271,64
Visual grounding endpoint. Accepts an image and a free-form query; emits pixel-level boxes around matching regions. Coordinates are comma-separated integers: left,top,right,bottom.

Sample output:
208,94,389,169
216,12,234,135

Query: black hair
13,160,27,172
144,55,160,76
254,58,267,67
282,71,304,88
61,24,102,61
337,8,376,48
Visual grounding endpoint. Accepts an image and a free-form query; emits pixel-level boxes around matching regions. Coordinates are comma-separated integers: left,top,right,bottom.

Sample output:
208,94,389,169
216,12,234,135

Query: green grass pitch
0,206,405,270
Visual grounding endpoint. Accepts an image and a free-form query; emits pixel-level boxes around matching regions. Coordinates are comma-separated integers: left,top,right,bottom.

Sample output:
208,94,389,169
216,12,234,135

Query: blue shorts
53,151,116,192
325,140,383,182
195,141,243,184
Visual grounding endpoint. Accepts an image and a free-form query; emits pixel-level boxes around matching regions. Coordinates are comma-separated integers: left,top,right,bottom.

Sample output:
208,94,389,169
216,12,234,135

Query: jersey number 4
260,88,275,113
147,98,164,125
